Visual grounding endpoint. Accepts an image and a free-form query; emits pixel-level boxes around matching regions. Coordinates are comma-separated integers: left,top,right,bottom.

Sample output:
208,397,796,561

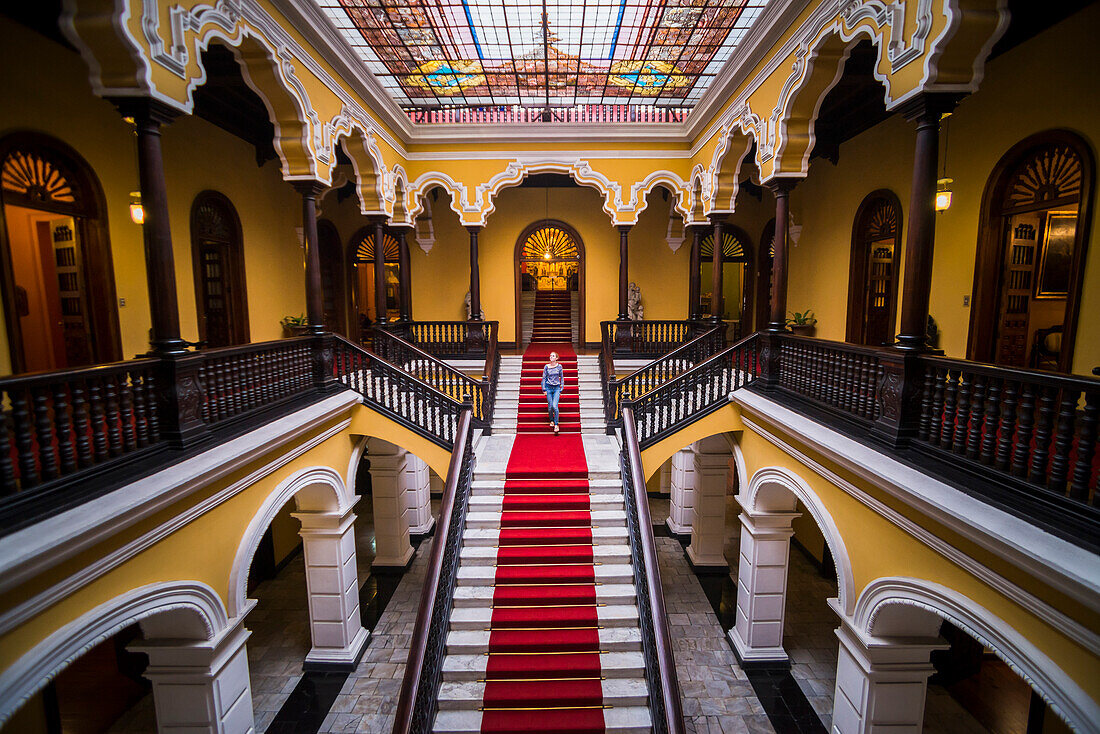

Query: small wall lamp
935,178,953,212
129,191,145,224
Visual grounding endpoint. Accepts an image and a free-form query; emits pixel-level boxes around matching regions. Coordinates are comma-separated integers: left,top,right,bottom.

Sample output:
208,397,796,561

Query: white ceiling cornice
271,0,812,150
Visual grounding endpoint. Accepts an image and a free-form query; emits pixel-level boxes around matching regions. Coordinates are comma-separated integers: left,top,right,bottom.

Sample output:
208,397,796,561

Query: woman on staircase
541,351,564,435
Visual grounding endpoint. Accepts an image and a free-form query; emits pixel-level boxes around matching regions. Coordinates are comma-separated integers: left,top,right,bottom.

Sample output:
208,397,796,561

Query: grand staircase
531,290,574,343
434,292,653,732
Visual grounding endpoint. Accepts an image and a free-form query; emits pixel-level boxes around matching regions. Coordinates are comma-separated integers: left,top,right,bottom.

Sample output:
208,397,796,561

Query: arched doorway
969,130,1094,372
349,225,400,339
846,190,902,346
0,131,121,372
755,218,775,332
699,225,753,338
514,219,585,347
317,219,346,335
190,191,249,348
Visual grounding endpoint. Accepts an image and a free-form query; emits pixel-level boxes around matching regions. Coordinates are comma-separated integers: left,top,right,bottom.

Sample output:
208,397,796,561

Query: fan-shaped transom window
521,224,580,261
1002,144,1082,212
700,231,749,262
2,147,89,217
354,231,400,262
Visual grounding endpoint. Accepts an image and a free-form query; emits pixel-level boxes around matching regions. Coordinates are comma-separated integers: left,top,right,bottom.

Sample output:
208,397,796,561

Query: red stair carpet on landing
481,292,605,733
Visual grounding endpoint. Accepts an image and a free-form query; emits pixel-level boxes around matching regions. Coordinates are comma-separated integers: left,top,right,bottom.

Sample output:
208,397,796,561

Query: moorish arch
514,219,586,346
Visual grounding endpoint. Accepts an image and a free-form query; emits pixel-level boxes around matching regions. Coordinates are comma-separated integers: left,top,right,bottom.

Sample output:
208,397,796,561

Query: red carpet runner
481,290,605,733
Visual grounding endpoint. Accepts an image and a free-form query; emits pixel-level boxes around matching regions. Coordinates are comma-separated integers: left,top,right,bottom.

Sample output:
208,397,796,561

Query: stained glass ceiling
315,0,771,123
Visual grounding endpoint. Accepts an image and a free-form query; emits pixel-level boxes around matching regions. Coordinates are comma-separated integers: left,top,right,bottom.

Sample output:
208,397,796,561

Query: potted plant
786,310,817,337
280,314,310,337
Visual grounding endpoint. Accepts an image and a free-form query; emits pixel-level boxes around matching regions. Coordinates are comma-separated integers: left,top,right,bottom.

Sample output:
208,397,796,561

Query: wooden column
766,180,797,332
617,225,631,320
709,215,725,323
687,226,703,320
467,226,482,321
116,100,186,355
896,95,957,350
372,216,388,326
396,226,412,321
295,182,327,335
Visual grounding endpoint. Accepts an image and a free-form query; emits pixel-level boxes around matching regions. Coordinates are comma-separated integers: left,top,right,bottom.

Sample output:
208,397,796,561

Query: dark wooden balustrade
913,356,1099,506
606,326,727,426
392,401,475,734
197,338,315,426
392,320,497,360
771,335,885,427
372,329,493,428
333,336,463,449
620,406,687,734
626,334,760,448
601,319,710,358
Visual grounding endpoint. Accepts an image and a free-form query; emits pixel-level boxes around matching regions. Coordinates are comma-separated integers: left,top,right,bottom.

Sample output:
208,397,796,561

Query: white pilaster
293,504,370,668
658,458,671,495
133,618,254,734
667,443,697,536
728,510,799,665
368,439,414,569
831,622,945,734
403,453,434,535
686,439,730,569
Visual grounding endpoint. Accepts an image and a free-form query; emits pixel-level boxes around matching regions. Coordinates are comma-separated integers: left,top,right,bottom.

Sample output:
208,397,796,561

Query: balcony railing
601,319,710,359
390,320,497,360
404,104,689,125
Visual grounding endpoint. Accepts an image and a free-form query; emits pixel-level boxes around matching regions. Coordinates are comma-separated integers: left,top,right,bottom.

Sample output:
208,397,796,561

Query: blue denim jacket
541,362,564,392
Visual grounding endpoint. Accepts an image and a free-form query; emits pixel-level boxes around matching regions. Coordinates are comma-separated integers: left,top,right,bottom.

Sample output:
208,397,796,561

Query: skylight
316,0,770,124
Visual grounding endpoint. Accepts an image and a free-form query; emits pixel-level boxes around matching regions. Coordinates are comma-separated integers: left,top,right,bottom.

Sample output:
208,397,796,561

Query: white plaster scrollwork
143,0,245,78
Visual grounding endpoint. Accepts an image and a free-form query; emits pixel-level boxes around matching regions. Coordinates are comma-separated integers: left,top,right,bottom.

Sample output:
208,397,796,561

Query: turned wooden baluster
71,380,92,467
32,387,58,481
917,368,935,440
1011,384,1036,478
105,375,123,456
52,382,77,475
133,373,150,448
1048,389,1079,494
952,371,971,455
994,381,1017,471
89,379,108,462
120,375,136,452
1069,392,1097,503
1029,387,1056,485
198,365,211,423
979,379,1000,465
966,376,986,460
11,388,38,487
0,409,15,494
939,370,958,450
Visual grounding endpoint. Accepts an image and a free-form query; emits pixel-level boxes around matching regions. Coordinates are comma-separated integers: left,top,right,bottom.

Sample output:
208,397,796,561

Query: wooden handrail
621,405,686,734
392,400,475,734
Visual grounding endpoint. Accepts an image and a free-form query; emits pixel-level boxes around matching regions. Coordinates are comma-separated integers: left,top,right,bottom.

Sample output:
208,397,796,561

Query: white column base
832,623,945,734
294,505,370,670
371,542,415,570
665,516,691,537
133,619,254,734
685,542,728,571
729,625,789,667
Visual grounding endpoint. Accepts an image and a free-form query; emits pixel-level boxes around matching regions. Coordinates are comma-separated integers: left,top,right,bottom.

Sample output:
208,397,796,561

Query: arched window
190,191,248,347
0,132,121,372
699,225,753,336
846,190,903,346
969,131,1094,372
349,226,402,333
514,220,585,345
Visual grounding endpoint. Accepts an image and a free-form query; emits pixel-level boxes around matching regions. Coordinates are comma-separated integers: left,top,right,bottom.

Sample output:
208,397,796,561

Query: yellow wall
0,19,307,374
786,5,1100,373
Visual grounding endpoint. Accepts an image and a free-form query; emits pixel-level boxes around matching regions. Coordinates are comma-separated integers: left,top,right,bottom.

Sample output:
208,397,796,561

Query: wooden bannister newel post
154,353,209,448
613,318,633,353
756,332,782,392
869,351,923,448
312,332,339,394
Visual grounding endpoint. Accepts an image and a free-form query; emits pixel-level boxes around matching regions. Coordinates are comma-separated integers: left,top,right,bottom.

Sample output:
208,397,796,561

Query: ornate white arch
0,581,228,725
227,466,350,617
854,577,1100,731
740,466,856,615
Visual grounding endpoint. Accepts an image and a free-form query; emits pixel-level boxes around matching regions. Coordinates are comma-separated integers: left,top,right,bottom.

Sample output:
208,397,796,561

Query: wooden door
846,191,902,346
191,191,248,348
